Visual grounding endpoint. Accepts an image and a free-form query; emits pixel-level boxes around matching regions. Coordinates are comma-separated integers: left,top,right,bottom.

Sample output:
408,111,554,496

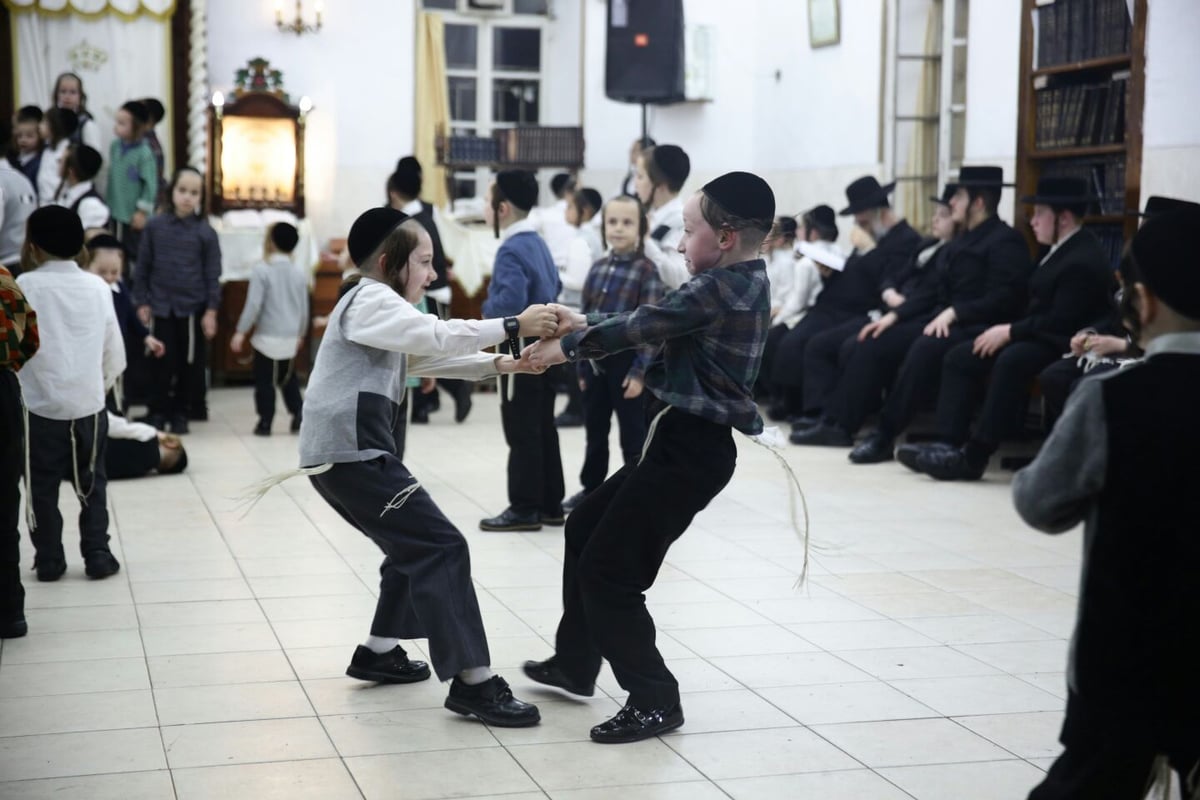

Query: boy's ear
717,227,737,252
1134,282,1157,328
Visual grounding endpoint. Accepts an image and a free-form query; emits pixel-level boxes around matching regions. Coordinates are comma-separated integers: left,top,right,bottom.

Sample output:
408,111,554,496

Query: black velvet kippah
651,145,690,189
74,145,103,180
702,172,776,231
348,207,407,267
1131,206,1200,319
270,222,300,254
496,170,539,212
28,206,84,259
86,234,123,252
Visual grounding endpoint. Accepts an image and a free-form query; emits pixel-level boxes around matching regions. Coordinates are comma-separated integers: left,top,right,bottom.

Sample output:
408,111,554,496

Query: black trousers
757,324,790,398
937,339,1061,446
499,339,564,516
253,350,303,426
0,372,23,616
579,351,646,493
28,411,110,562
1037,358,1123,432
770,308,859,414
877,326,984,439
553,402,736,708
106,437,161,480
149,313,207,419
311,456,490,681
801,317,868,417
830,317,929,434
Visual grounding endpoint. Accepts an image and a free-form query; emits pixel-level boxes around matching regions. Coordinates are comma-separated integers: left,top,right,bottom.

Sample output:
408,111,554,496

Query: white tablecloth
438,215,499,297
210,211,320,284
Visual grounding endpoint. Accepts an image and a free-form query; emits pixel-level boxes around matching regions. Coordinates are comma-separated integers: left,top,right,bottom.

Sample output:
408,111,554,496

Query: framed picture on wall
809,0,840,48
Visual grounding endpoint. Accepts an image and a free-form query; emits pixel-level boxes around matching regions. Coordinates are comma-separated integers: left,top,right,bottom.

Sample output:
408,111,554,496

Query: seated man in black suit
901,176,1118,480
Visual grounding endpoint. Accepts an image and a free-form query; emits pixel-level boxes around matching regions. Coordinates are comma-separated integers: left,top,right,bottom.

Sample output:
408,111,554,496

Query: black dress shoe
253,421,271,437
541,508,565,526
896,442,954,473
789,422,853,447
290,414,302,433
445,675,540,727
522,658,595,697
411,408,430,424
788,414,821,431
590,702,684,743
35,557,66,582
916,446,986,481
170,415,189,435
346,644,431,683
84,550,121,579
480,508,542,532
849,432,894,464
562,490,590,514
454,384,473,423
555,411,584,428
0,613,27,639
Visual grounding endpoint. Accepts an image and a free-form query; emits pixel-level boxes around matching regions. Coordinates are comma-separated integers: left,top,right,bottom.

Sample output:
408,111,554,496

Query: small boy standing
52,144,110,233
11,107,44,191
17,207,125,581
521,172,775,743
1013,206,1200,799
479,170,565,532
106,101,158,260
231,222,309,436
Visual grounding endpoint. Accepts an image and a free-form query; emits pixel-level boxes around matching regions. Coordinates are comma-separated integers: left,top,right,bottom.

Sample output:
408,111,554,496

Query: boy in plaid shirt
521,172,774,743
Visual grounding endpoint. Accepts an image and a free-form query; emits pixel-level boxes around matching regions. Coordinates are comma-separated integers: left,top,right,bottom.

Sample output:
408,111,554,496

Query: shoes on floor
445,675,540,727
788,414,821,432
454,384,473,423
590,702,684,743
480,508,542,532
253,421,271,436
170,415,189,435
411,408,430,424
345,644,431,683
522,658,595,697
916,445,986,481
84,550,121,579
541,508,566,526
789,421,852,447
0,612,27,639
554,411,584,428
896,441,956,473
849,431,894,464
290,414,302,433
34,557,66,582
562,490,590,514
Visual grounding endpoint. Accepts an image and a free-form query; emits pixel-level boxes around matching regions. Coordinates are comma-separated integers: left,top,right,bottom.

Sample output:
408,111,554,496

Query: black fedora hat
1020,176,1096,208
954,165,1013,188
1126,195,1200,218
930,183,957,205
840,176,896,216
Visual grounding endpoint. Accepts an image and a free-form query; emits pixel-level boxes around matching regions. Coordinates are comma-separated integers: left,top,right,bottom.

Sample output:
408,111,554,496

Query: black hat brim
1020,194,1097,206
838,182,896,216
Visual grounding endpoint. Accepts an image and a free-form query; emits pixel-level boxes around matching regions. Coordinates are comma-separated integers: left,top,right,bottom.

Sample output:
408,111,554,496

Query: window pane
514,0,548,13
424,0,456,8
493,28,541,71
493,79,540,124
445,24,478,69
449,77,478,122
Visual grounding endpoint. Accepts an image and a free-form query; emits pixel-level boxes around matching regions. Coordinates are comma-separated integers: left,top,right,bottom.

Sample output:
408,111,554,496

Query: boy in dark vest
1013,206,1200,799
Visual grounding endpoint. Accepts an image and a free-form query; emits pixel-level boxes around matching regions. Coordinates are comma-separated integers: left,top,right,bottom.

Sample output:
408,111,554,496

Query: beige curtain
415,12,451,210
900,1,942,232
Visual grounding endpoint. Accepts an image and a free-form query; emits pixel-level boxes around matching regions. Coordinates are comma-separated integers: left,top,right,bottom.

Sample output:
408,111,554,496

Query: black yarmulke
270,222,300,254
74,145,103,180
651,145,691,190
121,100,150,126
86,233,123,252
702,172,776,231
1130,206,1200,319
806,204,837,230
348,207,408,267
496,170,539,212
28,206,84,259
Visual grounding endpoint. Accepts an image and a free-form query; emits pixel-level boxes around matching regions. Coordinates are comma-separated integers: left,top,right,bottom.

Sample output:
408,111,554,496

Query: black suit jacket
815,219,922,316
1010,227,1117,353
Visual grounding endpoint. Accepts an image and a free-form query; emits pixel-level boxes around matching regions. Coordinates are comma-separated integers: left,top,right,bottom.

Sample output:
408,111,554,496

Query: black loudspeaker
605,0,686,105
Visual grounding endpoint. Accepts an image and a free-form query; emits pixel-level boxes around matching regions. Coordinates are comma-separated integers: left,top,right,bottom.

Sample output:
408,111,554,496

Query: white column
188,0,208,172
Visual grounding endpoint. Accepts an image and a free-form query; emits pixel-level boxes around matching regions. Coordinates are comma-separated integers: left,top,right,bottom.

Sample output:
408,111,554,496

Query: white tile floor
0,387,1084,799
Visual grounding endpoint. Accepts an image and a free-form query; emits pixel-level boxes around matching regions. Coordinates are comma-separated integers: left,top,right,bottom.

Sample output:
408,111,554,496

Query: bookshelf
1015,0,1147,271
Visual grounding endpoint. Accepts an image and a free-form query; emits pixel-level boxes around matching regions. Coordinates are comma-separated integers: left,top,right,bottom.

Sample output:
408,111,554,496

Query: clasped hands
495,303,587,375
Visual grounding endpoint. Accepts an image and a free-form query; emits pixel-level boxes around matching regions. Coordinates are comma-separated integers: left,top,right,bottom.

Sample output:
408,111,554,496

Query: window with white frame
423,0,548,199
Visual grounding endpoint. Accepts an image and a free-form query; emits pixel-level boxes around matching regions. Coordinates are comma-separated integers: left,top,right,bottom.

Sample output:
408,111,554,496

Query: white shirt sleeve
107,411,158,441
77,197,110,230
644,229,689,290
344,281,506,356
562,237,593,294
776,258,823,329
407,351,499,381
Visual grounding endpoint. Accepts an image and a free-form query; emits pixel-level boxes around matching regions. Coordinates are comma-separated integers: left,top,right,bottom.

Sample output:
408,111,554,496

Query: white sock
364,635,400,655
457,666,494,685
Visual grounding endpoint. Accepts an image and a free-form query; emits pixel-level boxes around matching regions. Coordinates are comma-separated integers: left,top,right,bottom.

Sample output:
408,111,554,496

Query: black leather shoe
590,702,684,743
0,613,27,639
562,490,589,514
916,446,986,481
789,422,852,447
788,414,821,432
253,421,271,437
541,508,565,526
849,432,894,464
84,550,121,579
445,675,540,727
555,411,584,428
411,408,429,424
454,384,473,423
170,415,189,435
896,442,955,473
522,658,595,697
35,557,66,582
345,644,431,683
480,509,542,532
290,414,302,433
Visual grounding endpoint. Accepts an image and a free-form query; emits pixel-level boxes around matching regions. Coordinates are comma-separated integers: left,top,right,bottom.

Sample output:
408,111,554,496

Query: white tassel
21,397,35,532
381,480,421,517
232,463,333,517
744,425,813,589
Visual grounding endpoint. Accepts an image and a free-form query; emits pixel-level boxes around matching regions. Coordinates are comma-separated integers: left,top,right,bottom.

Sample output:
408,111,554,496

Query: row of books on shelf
1036,0,1131,69
1041,155,1127,215
1090,224,1127,272
443,127,585,168
1035,78,1126,150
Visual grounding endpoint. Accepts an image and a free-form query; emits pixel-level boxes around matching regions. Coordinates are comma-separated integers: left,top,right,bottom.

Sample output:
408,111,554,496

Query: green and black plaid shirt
562,259,770,435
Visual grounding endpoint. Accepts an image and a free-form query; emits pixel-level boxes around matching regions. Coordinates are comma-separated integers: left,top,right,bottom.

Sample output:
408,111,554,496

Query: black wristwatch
503,316,522,359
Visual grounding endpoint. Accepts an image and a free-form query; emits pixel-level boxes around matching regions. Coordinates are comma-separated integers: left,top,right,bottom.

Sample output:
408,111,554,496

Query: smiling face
402,229,435,303
172,171,203,217
88,249,123,285
678,193,722,275
604,197,641,255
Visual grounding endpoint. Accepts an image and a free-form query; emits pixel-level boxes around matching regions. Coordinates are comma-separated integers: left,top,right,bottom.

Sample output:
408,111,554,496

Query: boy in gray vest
288,207,557,727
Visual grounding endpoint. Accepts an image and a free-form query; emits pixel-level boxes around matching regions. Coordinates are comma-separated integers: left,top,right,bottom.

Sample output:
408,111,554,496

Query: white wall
1140,0,1200,205
962,0,1021,221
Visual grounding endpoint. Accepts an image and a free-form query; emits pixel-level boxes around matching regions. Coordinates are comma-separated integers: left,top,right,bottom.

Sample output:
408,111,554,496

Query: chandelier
275,0,323,36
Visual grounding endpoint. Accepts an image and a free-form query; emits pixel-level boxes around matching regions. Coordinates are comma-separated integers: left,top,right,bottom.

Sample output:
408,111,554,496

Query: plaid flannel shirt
0,266,38,370
562,258,770,435
578,251,666,382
